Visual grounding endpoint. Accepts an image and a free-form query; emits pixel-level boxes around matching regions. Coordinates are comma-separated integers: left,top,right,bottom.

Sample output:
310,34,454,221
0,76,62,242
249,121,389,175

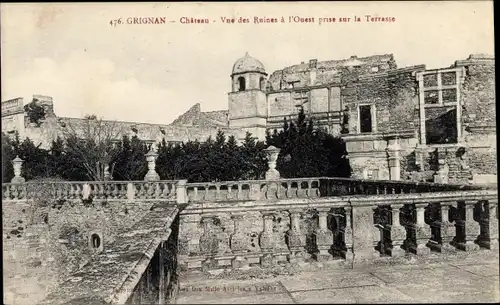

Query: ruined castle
2,53,496,184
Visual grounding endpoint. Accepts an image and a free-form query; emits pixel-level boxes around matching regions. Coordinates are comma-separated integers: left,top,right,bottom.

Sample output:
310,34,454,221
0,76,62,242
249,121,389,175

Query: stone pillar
264,146,281,180
199,216,218,271
313,208,333,261
259,212,275,267
144,149,160,181
386,138,401,181
230,212,249,269
463,200,480,251
390,204,406,257
286,209,305,264
415,203,431,255
82,183,91,200
126,183,135,202
484,200,499,250
351,204,377,262
439,202,457,253
11,156,25,183
434,148,449,184
176,180,188,204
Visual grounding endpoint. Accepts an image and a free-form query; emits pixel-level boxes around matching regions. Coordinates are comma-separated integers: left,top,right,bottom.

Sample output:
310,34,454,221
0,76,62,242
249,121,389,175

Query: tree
2,132,17,182
58,115,125,181
24,98,46,127
111,135,148,181
266,107,351,178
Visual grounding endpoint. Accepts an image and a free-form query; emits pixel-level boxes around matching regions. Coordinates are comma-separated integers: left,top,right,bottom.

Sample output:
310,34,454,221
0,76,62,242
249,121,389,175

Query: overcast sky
1,2,494,125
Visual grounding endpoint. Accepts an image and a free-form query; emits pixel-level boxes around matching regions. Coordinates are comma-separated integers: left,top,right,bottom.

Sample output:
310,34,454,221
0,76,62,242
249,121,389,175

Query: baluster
286,182,293,198
154,182,161,198
170,184,176,200
306,180,312,197
160,183,168,198
99,183,105,199
230,212,249,269
462,200,480,251
135,183,143,199
286,209,305,264
343,207,354,261
193,186,199,201
68,184,75,199
4,185,10,200
260,212,276,267
390,204,406,257
111,184,118,199
215,183,221,200
203,185,209,201
481,200,498,250
313,208,333,261
373,223,382,258
439,201,458,253
414,203,431,255
73,184,80,199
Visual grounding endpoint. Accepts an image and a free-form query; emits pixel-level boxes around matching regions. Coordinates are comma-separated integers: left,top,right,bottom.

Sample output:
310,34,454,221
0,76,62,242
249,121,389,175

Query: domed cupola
231,52,266,76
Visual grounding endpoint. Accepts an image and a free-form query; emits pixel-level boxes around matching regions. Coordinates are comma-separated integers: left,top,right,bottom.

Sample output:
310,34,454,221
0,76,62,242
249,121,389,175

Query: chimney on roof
309,59,318,69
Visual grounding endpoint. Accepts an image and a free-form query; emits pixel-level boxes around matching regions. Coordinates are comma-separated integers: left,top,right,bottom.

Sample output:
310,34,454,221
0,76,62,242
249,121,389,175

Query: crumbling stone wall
2,198,156,305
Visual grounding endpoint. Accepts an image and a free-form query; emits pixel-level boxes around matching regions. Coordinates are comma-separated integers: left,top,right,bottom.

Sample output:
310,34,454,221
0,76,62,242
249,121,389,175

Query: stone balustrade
3,177,484,203
186,178,323,202
2,180,182,202
178,188,498,272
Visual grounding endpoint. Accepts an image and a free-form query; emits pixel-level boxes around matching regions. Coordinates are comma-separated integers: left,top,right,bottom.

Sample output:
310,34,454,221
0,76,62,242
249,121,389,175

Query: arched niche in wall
238,76,246,91
89,231,104,253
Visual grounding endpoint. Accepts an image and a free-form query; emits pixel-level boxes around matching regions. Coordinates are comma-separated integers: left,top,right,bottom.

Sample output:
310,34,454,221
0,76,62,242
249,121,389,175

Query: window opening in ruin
425,108,458,145
417,68,462,145
238,77,246,91
91,233,101,249
259,77,265,90
359,105,372,133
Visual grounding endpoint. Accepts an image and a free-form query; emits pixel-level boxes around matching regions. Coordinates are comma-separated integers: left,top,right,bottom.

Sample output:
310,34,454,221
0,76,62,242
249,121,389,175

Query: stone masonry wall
2,198,155,305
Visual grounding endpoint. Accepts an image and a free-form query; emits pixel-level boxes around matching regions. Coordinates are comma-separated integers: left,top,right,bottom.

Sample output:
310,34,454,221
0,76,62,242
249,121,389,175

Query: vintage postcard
1,2,497,305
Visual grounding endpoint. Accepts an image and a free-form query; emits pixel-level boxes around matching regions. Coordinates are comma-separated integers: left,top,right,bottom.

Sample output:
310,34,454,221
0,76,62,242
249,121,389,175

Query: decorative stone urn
11,156,25,183
264,145,281,180
144,149,160,181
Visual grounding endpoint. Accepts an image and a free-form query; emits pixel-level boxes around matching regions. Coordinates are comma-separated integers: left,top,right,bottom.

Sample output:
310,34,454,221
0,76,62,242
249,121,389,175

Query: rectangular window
425,107,457,144
423,74,438,87
442,88,457,104
441,72,456,86
424,90,439,104
359,105,373,133
417,68,463,146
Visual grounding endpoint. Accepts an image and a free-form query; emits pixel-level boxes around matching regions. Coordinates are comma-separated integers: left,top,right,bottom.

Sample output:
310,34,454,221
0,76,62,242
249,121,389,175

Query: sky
1,2,494,125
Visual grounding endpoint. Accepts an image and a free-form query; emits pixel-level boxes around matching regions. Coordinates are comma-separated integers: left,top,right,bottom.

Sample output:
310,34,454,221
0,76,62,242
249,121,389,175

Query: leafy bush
24,99,46,126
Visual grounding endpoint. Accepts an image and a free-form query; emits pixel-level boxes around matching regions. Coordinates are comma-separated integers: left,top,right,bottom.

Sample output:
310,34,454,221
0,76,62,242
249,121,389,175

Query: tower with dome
228,52,269,140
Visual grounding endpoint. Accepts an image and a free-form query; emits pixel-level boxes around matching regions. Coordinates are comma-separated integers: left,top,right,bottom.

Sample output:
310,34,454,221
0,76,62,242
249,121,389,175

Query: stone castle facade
2,53,496,184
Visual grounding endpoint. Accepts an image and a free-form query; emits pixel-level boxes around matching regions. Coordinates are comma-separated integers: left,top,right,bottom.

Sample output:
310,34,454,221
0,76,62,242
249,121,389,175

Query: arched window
91,233,101,249
259,77,265,90
238,77,246,91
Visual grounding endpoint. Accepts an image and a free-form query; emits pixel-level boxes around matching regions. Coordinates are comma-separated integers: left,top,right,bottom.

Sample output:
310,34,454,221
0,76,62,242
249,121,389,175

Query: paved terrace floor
177,253,499,304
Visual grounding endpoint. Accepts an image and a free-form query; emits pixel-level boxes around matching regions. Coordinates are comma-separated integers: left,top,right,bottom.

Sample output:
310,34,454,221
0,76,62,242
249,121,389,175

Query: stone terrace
177,251,499,304
2,175,498,304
